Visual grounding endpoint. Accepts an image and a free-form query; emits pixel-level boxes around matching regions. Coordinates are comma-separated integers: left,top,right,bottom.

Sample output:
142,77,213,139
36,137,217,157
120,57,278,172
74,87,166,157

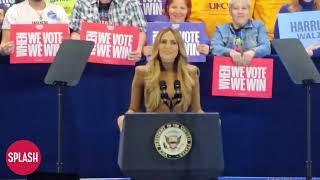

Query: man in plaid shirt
69,0,147,60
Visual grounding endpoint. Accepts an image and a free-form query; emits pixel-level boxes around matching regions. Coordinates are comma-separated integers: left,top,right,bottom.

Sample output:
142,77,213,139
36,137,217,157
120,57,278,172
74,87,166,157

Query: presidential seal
154,122,192,159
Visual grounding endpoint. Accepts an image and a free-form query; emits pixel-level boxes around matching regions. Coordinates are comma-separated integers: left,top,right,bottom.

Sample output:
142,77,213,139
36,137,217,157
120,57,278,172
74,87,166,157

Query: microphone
159,80,170,109
173,80,182,106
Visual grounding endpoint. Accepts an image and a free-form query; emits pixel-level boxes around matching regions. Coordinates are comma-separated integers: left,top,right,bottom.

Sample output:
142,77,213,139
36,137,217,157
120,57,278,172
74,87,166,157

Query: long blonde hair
288,0,320,12
144,28,194,112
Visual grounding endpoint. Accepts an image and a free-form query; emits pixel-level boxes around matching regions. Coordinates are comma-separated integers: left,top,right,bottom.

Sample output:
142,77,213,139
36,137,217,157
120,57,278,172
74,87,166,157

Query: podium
118,112,224,180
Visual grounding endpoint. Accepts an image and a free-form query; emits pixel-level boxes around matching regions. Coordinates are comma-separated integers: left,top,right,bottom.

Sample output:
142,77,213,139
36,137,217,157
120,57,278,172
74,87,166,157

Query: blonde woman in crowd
211,0,270,66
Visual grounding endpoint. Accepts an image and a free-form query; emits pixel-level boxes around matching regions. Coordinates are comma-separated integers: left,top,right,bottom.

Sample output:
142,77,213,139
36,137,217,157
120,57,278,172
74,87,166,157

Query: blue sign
147,22,208,62
140,0,168,22
278,11,320,47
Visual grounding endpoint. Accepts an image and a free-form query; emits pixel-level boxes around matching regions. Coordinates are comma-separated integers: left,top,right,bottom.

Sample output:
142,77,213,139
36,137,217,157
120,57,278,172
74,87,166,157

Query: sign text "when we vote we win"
15,32,63,57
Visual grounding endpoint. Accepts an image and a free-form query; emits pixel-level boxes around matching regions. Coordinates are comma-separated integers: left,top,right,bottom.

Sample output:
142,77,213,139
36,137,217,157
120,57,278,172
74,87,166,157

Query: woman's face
229,0,250,28
159,31,179,64
168,0,188,23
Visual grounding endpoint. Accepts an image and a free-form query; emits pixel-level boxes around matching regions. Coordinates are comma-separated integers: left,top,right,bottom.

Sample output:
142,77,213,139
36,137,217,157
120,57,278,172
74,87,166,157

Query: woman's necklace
30,1,46,21
35,10,44,21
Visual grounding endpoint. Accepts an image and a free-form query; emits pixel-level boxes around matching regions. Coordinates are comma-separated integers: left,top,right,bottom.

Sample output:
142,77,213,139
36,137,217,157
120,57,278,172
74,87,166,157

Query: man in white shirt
0,0,68,55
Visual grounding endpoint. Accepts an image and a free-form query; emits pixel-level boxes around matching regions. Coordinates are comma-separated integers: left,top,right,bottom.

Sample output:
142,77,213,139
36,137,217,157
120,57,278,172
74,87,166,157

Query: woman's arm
211,26,232,56
189,65,203,113
117,66,146,130
0,30,14,55
128,66,145,112
252,21,271,57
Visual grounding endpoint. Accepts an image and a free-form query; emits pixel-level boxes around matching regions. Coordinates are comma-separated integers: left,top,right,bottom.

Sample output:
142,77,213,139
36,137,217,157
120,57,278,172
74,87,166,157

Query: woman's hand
117,109,136,131
242,50,255,66
0,41,14,55
143,45,152,57
128,50,142,61
196,44,209,55
305,43,320,56
117,115,125,131
229,49,243,65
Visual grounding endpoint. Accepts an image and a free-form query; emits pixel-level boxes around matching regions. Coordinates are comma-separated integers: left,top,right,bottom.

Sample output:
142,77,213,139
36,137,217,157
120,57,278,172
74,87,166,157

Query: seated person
0,0,68,56
118,27,203,130
143,0,209,56
274,0,320,57
211,0,271,66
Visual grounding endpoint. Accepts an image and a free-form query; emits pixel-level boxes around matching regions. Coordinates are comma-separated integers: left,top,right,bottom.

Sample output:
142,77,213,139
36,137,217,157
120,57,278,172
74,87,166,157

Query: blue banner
147,22,208,62
278,11,320,47
140,0,168,22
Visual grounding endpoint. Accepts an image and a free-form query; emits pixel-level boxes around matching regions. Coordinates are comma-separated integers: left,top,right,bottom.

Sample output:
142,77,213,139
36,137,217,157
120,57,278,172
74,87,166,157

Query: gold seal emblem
154,122,192,159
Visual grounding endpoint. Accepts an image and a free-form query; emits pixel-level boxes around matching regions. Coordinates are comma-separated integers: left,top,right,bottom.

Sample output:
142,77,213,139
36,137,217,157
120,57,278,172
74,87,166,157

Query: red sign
10,24,70,64
80,22,140,66
212,56,274,98
6,140,41,175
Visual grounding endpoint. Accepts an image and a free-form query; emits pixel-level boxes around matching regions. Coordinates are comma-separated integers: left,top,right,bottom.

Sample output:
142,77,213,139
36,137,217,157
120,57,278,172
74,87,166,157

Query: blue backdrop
1,55,320,178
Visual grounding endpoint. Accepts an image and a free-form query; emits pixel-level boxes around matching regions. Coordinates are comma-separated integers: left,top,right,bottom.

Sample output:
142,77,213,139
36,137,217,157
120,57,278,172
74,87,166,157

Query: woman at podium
118,27,203,130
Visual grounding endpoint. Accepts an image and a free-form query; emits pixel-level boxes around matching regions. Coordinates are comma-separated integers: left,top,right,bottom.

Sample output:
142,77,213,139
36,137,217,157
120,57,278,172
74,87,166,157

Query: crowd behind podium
0,0,319,179
0,0,319,58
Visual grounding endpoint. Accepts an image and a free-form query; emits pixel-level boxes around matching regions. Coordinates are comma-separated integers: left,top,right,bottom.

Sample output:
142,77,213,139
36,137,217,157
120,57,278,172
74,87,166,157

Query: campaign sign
147,22,208,62
140,0,168,22
10,24,69,64
212,56,274,98
80,22,140,66
278,11,320,46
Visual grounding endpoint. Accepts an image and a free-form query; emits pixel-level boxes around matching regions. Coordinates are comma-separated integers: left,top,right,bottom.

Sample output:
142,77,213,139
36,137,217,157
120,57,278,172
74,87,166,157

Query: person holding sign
143,0,210,56
69,0,147,61
0,0,68,56
211,0,270,66
274,0,320,57
117,28,203,130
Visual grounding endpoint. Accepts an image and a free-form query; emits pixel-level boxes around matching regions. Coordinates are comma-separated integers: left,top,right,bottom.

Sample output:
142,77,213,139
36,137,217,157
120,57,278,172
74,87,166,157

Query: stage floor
6,177,320,180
